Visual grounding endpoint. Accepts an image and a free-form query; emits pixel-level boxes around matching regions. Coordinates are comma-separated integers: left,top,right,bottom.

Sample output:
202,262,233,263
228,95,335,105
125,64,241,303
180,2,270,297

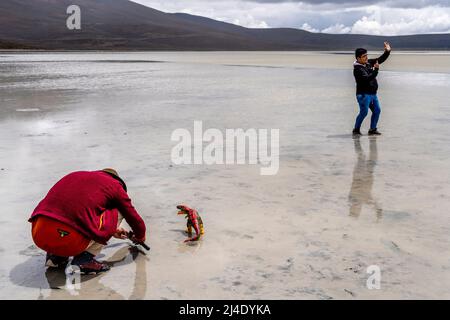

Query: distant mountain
0,0,449,50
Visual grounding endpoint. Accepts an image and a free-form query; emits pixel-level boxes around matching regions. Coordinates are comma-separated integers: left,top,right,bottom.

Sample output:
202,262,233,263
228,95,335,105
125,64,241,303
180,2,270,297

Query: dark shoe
352,128,362,136
368,128,382,136
45,253,69,268
71,251,110,274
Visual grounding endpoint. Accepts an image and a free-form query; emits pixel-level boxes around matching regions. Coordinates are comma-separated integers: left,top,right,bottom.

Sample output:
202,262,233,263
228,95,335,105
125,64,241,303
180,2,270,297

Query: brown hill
0,0,449,50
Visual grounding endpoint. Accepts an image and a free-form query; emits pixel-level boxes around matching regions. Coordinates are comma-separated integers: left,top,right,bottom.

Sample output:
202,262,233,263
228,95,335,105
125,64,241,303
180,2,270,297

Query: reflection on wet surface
10,245,148,300
349,137,383,221
1,52,450,299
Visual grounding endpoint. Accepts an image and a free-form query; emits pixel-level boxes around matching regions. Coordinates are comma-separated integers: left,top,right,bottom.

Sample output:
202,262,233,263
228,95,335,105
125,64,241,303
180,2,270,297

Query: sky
130,0,450,35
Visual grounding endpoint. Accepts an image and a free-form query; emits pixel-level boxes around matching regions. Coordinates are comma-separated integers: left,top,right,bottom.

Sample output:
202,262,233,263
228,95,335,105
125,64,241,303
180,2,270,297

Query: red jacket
29,171,146,245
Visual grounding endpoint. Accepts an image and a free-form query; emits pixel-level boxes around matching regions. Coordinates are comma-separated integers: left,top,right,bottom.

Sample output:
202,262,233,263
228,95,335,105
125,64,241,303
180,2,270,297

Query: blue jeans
354,94,381,130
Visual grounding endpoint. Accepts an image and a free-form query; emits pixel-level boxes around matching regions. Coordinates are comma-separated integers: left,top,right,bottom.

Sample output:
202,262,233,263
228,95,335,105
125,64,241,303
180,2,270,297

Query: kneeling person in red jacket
28,169,147,274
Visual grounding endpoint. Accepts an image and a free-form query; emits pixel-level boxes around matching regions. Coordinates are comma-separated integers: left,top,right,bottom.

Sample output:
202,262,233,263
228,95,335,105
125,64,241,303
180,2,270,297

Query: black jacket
353,50,390,94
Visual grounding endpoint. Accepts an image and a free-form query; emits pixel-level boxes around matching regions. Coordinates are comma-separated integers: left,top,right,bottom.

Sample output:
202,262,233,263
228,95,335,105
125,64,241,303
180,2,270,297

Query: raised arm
369,41,391,65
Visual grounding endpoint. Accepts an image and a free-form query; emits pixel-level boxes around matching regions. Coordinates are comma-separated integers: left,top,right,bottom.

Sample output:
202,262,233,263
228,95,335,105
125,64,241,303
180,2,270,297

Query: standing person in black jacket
353,42,391,136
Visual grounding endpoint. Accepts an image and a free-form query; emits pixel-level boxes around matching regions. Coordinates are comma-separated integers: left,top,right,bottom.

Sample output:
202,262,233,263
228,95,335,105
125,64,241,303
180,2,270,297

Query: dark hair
355,48,367,58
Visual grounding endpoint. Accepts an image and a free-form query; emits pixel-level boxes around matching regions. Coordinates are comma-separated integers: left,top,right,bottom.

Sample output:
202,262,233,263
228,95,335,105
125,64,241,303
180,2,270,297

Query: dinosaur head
177,204,192,216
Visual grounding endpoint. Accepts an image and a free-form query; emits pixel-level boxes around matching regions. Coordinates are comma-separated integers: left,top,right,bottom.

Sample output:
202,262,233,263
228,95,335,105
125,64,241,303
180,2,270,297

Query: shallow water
0,51,449,299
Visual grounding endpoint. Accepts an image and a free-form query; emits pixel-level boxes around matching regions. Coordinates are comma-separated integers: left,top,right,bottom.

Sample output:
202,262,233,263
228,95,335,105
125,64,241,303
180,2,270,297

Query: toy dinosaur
177,205,204,242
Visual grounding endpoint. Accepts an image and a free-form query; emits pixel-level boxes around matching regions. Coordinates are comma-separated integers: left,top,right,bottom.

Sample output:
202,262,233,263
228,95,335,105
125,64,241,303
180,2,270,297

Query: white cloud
322,23,352,33
130,0,450,35
231,15,269,28
301,23,319,32
350,6,450,35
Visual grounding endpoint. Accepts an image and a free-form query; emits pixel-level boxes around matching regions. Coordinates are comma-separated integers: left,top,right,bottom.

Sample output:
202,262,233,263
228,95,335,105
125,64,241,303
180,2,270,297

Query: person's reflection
348,136,383,221
128,246,148,300
44,244,148,300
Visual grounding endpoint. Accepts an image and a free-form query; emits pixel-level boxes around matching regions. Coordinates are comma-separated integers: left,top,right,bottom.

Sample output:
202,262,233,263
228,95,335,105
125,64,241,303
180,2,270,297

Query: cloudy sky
131,0,450,35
